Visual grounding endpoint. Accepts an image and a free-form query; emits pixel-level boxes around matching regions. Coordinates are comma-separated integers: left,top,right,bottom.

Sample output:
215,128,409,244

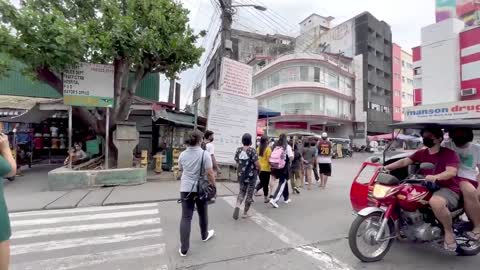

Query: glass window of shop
325,96,338,116
300,66,309,81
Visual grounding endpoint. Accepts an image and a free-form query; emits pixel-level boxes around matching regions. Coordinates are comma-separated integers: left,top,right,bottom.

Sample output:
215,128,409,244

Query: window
382,106,390,113
314,67,320,82
414,67,422,76
395,90,401,96
325,96,338,116
394,57,401,65
395,107,401,113
394,73,400,80
402,92,406,98
406,63,413,69
407,79,413,85
271,72,279,87
300,66,309,81
327,72,338,89
402,76,405,82
402,60,405,67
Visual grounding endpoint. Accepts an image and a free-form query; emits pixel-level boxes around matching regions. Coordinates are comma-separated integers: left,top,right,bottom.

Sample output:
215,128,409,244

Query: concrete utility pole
218,0,233,59
175,83,181,111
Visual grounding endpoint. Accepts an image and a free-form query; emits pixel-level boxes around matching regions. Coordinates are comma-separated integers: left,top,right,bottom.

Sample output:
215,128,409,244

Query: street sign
207,91,258,165
63,63,114,107
219,57,253,97
404,100,480,122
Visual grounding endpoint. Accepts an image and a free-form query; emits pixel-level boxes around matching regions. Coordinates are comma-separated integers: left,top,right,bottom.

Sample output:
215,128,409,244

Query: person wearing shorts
443,127,480,241
0,132,16,270
384,127,460,251
316,132,332,188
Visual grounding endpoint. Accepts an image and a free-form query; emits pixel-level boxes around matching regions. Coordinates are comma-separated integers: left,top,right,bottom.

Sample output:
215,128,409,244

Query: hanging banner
63,63,114,107
404,100,480,121
207,91,258,165
219,57,253,97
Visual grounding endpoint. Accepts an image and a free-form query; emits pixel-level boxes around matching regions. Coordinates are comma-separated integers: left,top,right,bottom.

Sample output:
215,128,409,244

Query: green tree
0,0,204,132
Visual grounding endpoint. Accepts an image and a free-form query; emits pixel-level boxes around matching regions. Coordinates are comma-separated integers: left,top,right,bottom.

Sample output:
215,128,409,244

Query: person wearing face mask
443,127,480,241
383,127,461,251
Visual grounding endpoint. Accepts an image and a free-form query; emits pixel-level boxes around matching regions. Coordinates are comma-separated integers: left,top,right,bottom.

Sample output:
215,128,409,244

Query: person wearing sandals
0,132,16,270
443,127,480,242
178,130,216,257
233,133,260,219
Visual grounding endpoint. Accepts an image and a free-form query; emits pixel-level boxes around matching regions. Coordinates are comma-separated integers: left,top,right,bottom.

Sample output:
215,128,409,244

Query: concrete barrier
48,167,147,191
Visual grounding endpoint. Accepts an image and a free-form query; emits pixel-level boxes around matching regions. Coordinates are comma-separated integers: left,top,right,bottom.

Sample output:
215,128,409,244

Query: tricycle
348,119,480,262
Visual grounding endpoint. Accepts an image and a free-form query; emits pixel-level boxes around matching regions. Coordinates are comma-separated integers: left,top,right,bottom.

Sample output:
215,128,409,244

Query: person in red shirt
384,127,460,251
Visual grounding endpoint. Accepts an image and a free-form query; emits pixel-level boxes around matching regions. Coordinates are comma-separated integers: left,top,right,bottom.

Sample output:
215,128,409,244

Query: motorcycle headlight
372,184,394,199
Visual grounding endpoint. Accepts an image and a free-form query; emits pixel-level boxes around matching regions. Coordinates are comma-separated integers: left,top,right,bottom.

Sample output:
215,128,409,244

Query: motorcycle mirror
371,157,381,163
419,162,435,170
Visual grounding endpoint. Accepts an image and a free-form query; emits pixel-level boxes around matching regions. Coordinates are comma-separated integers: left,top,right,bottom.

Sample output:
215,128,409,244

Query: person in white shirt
443,127,480,241
204,130,220,174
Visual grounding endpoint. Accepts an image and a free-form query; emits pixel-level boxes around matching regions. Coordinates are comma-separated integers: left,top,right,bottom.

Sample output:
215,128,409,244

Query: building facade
392,44,413,121
412,18,480,106
252,52,363,139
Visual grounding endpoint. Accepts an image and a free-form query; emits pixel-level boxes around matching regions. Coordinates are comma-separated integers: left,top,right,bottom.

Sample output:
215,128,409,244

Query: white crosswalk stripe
9,203,169,270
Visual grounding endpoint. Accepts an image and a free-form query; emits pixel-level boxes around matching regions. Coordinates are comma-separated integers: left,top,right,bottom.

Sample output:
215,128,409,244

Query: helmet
321,132,328,138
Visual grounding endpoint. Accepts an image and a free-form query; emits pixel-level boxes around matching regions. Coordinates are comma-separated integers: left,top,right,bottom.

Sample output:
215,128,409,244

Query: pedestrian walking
0,132,16,270
290,144,303,194
233,133,260,219
303,140,317,190
255,135,272,203
178,130,216,257
269,134,294,208
204,130,220,175
317,132,333,188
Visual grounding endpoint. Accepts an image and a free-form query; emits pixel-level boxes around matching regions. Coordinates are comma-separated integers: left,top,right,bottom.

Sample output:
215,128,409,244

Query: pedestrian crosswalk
9,203,169,270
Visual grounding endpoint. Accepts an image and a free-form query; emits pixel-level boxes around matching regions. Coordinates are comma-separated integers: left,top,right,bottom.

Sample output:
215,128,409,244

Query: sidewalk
3,166,239,212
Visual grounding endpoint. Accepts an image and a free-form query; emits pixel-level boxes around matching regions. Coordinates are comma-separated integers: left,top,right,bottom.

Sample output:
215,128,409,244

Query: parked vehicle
348,119,480,262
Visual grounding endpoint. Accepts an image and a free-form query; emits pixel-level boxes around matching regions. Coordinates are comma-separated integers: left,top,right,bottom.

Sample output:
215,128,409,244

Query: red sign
274,122,307,129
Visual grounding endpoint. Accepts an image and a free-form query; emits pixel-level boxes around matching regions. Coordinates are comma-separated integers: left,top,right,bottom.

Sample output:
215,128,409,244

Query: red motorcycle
348,158,480,262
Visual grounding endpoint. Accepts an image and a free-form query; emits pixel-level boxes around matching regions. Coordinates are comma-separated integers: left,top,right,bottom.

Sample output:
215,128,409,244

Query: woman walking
290,144,303,194
178,130,216,257
255,135,272,203
0,132,16,270
233,133,260,219
269,134,294,208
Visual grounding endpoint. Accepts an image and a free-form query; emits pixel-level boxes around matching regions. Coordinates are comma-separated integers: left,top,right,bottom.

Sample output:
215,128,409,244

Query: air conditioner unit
461,88,477,97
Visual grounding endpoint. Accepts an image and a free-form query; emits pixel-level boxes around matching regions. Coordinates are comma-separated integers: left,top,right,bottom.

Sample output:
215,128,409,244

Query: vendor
64,142,88,166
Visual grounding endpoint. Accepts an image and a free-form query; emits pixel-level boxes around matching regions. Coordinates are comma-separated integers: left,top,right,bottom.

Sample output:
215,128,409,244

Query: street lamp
230,4,267,12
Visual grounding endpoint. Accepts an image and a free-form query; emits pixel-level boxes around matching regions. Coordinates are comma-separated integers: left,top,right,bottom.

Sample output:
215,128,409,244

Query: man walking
316,132,332,188
204,130,220,175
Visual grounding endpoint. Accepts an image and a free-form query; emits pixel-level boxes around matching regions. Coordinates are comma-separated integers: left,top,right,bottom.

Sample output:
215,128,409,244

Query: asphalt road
8,153,480,270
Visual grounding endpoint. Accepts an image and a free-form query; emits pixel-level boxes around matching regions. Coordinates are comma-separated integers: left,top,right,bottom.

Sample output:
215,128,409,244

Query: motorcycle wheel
348,212,394,262
457,240,480,256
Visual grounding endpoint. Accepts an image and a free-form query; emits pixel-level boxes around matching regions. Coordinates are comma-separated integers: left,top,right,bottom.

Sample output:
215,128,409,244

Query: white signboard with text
63,63,114,107
219,57,253,97
207,91,258,165
404,100,480,122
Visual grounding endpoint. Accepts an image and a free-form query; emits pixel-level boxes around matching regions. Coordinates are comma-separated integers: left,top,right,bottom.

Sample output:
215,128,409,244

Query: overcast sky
172,0,436,105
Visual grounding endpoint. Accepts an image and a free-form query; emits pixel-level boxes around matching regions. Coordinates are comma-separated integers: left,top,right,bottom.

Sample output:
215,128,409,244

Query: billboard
63,63,114,107
404,100,480,121
319,19,354,57
219,57,253,97
436,0,458,22
207,91,258,165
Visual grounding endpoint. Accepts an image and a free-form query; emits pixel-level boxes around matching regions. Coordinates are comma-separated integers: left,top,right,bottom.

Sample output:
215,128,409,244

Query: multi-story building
412,18,480,105
392,44,414,121
252,52,364,139
297,13,393,134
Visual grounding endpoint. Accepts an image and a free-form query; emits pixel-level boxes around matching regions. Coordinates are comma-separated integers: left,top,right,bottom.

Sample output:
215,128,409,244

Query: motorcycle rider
443,127,480,241
383,127,460,251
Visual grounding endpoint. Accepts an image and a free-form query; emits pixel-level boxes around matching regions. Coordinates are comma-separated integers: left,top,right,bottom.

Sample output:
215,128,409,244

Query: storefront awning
258,106,281,118
152,109,199,127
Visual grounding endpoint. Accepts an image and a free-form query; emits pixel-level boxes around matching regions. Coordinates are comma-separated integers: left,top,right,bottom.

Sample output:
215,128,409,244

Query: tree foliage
0,0,204,125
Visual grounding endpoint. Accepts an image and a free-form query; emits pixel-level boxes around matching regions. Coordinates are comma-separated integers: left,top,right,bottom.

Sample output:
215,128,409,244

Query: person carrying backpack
269,134,294,208
233,133,260,219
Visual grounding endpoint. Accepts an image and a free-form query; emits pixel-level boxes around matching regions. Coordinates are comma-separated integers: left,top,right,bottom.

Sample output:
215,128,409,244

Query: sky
171,0,436,106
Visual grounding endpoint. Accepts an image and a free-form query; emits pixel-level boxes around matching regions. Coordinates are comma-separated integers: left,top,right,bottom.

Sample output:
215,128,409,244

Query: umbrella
258,106,280,119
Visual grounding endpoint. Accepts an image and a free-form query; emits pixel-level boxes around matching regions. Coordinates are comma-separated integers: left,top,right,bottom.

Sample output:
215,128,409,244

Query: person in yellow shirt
255,136,272,203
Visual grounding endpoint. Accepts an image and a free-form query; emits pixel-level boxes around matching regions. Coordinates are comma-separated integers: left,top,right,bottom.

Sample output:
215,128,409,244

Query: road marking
11,228,163,255
222,197,353,270
9,203,159,218
12,217,161,239
11,209,159,226
10,243,166,270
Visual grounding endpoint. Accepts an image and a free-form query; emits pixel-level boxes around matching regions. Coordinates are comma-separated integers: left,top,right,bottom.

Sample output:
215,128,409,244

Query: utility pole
218,0,233,59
